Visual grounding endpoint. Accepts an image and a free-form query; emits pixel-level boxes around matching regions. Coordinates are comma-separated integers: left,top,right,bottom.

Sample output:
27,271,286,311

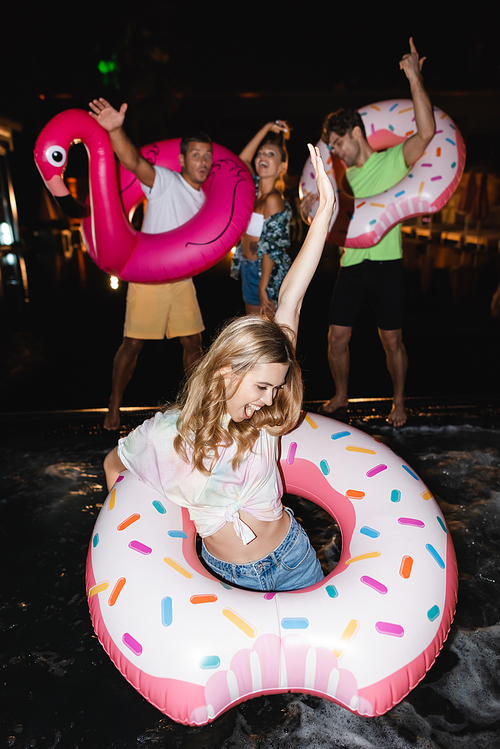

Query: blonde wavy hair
170,315,303,475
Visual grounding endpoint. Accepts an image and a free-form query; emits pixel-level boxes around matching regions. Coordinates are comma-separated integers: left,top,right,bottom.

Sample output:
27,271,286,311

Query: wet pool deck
2,395,500,453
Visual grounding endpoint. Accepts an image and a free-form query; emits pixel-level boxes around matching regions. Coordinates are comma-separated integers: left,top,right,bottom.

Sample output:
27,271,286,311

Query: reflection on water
1,416,499,748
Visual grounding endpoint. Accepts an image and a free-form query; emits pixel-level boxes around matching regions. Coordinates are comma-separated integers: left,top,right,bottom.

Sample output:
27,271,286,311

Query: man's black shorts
328,259,404,330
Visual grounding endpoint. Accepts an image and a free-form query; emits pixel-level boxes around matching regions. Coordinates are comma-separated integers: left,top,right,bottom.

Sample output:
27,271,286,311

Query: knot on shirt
225,501,242,522
225,501,256,545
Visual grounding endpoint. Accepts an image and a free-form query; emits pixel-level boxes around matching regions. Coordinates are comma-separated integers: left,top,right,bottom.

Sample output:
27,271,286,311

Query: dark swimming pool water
2,412,499,748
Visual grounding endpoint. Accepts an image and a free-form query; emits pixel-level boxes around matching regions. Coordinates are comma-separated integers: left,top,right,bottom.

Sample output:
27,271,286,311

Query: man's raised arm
400,38,436,168
89,98,156,188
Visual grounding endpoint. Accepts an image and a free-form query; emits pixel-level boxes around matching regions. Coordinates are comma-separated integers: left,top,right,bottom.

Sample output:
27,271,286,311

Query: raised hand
88,98,155,187
267,120,289,135
399,37,426,81
89,98,128,132
307,144,335,216
274,145,335,338
399,38,435,167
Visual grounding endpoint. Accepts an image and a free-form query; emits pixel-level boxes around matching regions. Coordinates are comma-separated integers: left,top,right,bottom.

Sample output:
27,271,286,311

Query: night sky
4,4,498,107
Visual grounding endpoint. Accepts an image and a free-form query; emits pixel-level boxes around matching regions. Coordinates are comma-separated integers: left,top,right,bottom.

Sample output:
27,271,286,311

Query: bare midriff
240,232,261,260
203,509,290,564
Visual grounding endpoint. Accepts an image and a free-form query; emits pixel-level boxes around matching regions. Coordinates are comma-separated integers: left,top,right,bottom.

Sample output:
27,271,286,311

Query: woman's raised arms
274,145,335,343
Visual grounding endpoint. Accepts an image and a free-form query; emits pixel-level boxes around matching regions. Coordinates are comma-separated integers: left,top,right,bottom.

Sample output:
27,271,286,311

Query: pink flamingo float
34,109,255,283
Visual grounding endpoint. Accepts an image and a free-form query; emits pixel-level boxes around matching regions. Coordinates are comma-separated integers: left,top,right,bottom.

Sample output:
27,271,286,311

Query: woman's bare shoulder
263,191,285,217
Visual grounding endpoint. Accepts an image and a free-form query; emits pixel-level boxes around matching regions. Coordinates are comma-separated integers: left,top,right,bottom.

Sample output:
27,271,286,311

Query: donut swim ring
299,99,466,248
34,109,254,283
86,413,458,726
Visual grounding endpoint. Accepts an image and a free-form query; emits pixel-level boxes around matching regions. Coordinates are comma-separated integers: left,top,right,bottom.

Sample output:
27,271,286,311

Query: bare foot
104,407,121,431
387,402,407,427
320,395,349,415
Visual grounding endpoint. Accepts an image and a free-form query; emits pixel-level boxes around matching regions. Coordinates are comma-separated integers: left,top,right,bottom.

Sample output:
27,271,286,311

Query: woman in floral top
230,122,292,317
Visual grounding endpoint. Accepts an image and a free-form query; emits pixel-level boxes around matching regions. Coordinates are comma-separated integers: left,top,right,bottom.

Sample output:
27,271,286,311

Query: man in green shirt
320,38,435,427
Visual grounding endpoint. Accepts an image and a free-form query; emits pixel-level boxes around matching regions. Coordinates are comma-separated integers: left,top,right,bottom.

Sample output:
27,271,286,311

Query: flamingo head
34,109,93,197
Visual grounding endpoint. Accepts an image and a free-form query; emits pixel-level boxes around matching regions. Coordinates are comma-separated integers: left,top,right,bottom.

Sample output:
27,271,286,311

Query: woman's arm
259,253,276,316
239,121,288,172
103,446,127,491
258,192,289,315
274,145,335,343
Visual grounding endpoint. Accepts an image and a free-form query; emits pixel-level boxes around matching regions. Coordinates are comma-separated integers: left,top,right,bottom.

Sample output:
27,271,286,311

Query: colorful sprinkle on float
86,413,458,726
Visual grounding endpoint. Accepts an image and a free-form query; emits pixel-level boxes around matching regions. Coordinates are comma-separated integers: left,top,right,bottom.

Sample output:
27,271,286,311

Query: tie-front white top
117,410,284,545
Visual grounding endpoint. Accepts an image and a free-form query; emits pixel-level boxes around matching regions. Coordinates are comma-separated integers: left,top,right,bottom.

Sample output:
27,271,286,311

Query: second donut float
300,99,466,248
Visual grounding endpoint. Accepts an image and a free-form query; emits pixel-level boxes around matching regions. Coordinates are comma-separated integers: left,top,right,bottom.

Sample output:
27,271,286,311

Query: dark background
4,3,500,224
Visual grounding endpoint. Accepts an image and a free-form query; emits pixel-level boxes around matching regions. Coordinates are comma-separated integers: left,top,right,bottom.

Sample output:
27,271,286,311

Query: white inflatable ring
86,413,458,726
299,99,466,248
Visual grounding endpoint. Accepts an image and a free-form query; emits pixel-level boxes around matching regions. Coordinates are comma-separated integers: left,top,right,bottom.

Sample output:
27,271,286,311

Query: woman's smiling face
255,143,285,180
223,362,289,422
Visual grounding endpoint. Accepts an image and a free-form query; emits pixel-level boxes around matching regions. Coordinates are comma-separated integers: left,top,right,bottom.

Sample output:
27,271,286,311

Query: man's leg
104,337,144,430
323,262,362,416
378,328,408,427
322,324,353,414
179,333,203,376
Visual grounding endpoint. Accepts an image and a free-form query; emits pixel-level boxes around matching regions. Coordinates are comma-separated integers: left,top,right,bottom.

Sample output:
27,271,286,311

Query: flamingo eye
45,146,67,167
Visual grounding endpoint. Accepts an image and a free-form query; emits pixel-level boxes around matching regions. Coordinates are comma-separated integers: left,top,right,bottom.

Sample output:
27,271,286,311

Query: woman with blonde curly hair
104,145,335,592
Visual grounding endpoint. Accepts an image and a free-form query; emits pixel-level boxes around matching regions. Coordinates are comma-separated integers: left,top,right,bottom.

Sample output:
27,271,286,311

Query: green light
98,59,117,74
97,56,119,88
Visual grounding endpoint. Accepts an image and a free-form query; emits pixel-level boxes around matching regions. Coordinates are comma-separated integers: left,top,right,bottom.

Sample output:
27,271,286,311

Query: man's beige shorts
124,280,205,340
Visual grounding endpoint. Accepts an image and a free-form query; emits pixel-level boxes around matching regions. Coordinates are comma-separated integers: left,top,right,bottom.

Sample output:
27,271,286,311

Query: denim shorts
240,256,261,306
201,508,324,592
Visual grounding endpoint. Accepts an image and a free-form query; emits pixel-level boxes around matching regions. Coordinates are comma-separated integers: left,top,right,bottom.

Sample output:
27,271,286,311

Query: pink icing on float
299,99,466,248
34,109,254,283
86,413,458,725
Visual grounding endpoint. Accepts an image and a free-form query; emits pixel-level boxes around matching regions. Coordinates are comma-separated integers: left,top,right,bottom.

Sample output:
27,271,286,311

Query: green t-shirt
341,143,409,267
